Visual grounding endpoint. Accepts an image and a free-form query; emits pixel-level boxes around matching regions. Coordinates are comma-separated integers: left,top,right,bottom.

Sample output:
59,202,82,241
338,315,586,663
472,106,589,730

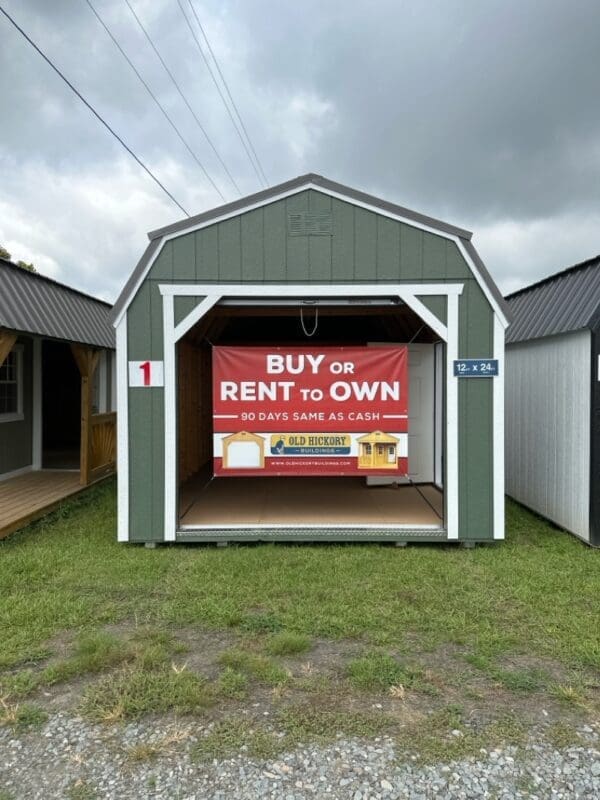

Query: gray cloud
1,0,599,300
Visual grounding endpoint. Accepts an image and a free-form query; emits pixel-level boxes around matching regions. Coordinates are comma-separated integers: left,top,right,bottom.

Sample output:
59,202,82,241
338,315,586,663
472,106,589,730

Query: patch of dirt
172,628,241,677
3,622,598,735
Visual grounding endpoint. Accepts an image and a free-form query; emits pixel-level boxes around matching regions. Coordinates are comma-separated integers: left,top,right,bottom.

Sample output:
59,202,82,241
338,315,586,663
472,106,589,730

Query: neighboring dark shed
0,257,114,349
0,259,116,537
505,255,600,545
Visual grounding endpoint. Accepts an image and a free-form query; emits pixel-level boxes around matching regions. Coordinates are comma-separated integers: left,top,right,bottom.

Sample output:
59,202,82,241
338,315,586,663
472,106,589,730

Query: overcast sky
1,0,600,302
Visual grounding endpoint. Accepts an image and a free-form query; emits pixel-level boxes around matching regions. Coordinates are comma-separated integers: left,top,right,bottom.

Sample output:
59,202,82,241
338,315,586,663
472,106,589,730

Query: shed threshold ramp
179,476,443,529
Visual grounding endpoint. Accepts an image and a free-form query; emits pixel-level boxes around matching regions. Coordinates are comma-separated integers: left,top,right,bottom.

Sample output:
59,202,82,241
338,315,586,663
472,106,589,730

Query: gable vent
288,212,333,236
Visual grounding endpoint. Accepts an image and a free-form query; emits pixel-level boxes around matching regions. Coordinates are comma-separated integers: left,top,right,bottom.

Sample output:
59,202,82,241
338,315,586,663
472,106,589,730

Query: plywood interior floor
179,474,444,528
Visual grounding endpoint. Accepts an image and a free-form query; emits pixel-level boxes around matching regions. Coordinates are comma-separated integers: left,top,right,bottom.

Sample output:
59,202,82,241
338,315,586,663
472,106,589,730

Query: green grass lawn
1,478,598,671
0,478,598,755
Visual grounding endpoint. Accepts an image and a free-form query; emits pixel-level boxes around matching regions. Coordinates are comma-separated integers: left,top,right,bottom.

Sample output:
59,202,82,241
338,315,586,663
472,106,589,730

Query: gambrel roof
111,173,511,326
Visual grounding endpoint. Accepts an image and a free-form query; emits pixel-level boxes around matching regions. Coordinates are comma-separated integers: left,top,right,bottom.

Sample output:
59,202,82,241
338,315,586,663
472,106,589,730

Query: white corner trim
116,315,129,542
445,294,460,539
32,338,42,470
493,314,505,540
162,295,177,542
113,180,507,329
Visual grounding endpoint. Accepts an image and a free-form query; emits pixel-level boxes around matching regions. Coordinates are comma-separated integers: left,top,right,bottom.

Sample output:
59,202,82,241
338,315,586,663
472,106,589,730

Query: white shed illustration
222,431,265,469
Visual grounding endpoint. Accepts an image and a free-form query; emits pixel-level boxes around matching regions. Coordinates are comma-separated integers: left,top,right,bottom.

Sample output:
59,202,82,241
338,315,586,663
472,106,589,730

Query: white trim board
157,283,463,542
493,315,505,540
113,181,509,330
159,283,461,344
116,315,129,542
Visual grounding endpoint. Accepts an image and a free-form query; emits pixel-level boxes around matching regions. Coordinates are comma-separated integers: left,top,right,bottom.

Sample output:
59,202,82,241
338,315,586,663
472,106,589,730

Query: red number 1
139,361,151,386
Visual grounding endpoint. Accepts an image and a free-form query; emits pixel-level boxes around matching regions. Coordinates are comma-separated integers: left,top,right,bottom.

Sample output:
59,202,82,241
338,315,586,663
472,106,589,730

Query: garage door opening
176,301,445,533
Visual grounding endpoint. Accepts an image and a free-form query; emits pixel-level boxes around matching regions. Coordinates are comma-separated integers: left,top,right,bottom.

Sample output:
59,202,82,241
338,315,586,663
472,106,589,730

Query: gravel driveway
1,714,599,799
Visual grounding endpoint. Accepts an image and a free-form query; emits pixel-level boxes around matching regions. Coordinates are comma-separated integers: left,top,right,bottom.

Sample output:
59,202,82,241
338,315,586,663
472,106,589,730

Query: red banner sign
212,346,408,477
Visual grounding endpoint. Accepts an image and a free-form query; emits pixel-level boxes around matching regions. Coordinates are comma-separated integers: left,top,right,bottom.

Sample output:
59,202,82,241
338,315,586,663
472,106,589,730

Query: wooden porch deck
0,470,85,540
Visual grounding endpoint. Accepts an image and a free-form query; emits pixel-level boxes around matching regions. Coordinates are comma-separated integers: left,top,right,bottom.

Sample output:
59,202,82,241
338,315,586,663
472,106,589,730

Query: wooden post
0,330,17,367
71,344,100,486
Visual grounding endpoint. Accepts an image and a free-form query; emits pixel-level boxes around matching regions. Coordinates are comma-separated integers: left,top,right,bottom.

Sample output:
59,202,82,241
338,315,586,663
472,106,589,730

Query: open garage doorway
175,301,445,534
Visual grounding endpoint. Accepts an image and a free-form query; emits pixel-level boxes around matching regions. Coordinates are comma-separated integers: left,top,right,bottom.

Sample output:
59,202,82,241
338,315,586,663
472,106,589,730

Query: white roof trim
112,180,509,329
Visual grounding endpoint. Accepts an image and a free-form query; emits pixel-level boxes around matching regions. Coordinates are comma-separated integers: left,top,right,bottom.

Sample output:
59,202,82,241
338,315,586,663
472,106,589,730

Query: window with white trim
0,347,23,422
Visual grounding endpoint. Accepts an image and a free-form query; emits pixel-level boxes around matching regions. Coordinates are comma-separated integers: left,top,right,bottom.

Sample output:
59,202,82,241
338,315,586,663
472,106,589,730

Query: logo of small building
222,431,265,469
357,431,399,469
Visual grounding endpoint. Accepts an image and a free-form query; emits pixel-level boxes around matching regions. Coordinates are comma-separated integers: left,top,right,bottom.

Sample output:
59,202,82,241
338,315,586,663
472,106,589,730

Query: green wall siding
0,337,33,475
125,189,497,543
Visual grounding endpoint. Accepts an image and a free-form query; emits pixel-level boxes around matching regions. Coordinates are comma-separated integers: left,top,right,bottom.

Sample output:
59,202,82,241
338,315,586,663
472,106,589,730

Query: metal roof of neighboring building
505,255,600,344
0,258,115,349
111,173,511,325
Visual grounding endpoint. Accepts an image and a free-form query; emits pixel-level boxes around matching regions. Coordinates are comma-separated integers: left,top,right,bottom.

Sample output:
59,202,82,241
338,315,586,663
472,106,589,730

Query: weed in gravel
217,668,248,699
279,703,393,742
66,780,97,800
0,790,15,800
0,698,47,731
395,706,528,764
125,728,193,763
544,721,582,749
347,651,424,692
219,648,289,686
266,632,311,656
193,717,280,761
80,665,214,721
126,742,160,763
193,702,395,763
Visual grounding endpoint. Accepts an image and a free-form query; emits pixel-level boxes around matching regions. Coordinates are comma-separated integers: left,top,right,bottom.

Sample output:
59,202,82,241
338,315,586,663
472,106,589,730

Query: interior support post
71,344,100,486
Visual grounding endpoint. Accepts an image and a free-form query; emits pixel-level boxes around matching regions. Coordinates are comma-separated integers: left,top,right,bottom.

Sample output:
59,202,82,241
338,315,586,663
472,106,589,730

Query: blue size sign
453,359,499,377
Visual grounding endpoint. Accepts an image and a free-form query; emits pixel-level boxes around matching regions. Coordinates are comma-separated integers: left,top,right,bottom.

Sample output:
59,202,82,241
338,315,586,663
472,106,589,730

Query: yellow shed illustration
357,431,399,470
222,431,265,469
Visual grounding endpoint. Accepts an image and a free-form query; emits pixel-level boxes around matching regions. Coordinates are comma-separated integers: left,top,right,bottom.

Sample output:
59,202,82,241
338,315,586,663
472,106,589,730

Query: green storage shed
111,174,510,545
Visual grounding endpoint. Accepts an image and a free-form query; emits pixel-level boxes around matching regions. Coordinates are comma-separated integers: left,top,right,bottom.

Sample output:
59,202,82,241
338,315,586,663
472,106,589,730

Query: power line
0,3,189,216
123,0,241,197
187,0,269,187
83,0,225,203
175,0,266,188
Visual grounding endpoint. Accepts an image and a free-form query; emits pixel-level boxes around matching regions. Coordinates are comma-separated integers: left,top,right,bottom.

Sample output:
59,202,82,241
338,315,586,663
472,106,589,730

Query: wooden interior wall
178,339,212,482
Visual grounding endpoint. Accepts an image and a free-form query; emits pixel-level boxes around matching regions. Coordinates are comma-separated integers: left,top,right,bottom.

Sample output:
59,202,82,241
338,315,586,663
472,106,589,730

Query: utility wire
0,3,189,216
123,0,240,197
175,0,265,188
83,0,224,203
186,0,269,187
